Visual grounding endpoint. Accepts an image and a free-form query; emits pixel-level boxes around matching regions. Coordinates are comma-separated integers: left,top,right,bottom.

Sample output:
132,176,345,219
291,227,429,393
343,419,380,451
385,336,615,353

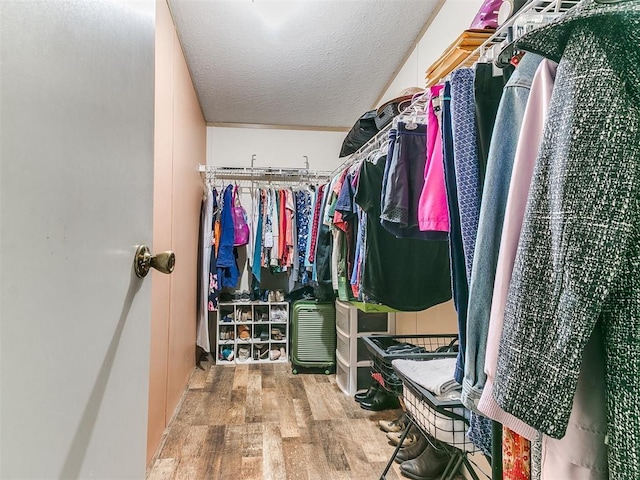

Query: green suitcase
290,300,336,374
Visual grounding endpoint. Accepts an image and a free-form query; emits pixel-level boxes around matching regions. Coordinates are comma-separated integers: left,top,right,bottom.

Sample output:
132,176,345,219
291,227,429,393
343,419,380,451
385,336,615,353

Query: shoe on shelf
237,347,250,361
387,425,420,447
359,388,400,412
399,440,451,480
238,324,250,340
354,381,380,403
270,349,281,361
395,431,429,463
275,290,285,302
379,413,408,433
255,344,269,360
221,348,234,361
279,347,286,358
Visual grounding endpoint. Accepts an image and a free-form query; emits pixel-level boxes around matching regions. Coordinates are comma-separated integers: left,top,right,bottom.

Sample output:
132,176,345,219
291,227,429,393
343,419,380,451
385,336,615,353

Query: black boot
354,380,380,403
394,430,428,463
399,441,451,480
360,388,400,411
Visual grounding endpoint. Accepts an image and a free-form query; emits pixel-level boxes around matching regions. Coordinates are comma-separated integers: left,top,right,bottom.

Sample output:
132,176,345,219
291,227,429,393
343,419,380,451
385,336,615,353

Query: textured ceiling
168,0,442,128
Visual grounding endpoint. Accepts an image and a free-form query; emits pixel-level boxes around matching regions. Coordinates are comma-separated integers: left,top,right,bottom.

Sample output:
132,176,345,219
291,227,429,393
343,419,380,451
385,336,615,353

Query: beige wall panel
165,22,206,425
415,300,458,334
395,312,417,335
394,301,458,335
148,0,174,465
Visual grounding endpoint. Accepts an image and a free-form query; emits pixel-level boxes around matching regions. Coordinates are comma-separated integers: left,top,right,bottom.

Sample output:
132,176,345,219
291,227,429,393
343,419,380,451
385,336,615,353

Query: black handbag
339,110,379,157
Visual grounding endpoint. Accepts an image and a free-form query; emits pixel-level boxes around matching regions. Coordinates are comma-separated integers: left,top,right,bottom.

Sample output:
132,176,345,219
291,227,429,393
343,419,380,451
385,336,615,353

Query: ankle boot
394,430,428,463
359,388,400,411
354,380,380,403
379,412,408,433
399,442,451,480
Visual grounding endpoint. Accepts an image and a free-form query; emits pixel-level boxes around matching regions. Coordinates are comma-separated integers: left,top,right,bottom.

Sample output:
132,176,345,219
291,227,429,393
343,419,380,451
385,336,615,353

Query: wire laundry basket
363,334,459,395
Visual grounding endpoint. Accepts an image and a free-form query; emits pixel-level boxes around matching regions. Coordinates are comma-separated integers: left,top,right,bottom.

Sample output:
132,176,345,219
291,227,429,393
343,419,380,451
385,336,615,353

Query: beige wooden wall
395,300,458,335
147,0,207,465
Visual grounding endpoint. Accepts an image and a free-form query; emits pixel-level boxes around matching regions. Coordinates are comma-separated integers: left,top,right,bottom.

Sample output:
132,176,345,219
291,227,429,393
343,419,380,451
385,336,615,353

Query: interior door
0,2,156,478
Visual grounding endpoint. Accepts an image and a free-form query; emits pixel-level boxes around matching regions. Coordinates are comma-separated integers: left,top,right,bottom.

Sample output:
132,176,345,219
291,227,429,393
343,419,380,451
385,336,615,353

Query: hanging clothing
355,155,452,311
474,62,511,179
417,84,449,234
493,3,640,478
463,52,543,411
380,122,446,240
251,189,264,284
308,184,326,263
208,189,220,312
295,189,312,284
450,67,483,284
441,81,469,384
197,188,214,352
478,60,556,440
216,184,239,289
479,58,556,441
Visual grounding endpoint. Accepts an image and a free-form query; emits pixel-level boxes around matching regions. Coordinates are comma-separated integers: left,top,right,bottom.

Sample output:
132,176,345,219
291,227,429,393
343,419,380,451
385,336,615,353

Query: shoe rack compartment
335,299,396,396
216,301,289,365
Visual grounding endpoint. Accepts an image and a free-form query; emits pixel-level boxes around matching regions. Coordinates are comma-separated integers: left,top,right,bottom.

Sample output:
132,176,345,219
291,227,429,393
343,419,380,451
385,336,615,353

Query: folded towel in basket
392,358,461,397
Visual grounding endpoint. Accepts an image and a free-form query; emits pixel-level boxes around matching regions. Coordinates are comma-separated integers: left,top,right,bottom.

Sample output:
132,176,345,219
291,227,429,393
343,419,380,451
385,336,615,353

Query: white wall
206,126,346,291
377,0,484,107
207,126,345,171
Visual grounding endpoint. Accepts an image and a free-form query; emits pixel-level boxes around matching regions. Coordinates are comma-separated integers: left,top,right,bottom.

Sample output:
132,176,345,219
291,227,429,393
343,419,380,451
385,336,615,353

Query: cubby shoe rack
216,301,289,365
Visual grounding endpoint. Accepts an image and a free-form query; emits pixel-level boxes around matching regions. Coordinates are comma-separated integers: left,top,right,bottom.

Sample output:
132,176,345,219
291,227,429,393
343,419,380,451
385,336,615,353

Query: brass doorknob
134,245,175,278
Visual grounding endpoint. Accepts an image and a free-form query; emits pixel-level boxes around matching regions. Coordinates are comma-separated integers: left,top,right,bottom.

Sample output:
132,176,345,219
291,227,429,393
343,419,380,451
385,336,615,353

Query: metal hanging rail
466,0,579,64
199,154,333,185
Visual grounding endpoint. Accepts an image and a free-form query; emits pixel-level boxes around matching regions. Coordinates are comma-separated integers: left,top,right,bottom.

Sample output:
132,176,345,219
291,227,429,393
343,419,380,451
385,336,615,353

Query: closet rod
199,164,333,183
463,0,579,65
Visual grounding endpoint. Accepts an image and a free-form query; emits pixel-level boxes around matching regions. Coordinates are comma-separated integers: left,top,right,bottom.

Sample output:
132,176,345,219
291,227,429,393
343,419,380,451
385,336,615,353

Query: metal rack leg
461,454,481,480
379,417,413,480
441,453,464,480
491,421,503,480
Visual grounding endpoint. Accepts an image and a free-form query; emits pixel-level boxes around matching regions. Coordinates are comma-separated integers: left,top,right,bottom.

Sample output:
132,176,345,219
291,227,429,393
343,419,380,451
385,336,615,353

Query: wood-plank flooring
147,359,407,480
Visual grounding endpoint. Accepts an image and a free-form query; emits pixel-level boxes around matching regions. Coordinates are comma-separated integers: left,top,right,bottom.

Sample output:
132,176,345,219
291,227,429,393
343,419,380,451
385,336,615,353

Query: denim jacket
461,53,543,411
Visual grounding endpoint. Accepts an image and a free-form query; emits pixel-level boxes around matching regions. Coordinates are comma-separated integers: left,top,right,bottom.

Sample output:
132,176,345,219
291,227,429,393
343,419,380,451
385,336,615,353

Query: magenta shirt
418,84,449,233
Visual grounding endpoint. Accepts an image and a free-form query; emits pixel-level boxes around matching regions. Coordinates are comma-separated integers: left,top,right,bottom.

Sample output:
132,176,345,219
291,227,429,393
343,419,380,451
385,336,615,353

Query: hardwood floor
147,359,408,480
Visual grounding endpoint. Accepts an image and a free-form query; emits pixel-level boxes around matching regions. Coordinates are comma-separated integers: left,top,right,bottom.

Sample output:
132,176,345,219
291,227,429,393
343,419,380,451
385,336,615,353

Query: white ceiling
168,0,443,129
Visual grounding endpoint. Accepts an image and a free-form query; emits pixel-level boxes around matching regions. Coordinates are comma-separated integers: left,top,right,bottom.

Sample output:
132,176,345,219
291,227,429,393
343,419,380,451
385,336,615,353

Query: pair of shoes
395,430,429,464
269,347,286,361
271,328,284,340
220,328,234,340
254,344,269,360
388,424,420,447
354,380,380,403
221,348,234,361
238,324,250,340
237,347,250,361
274,290,285,302
399,440,451,479
360,388,400,411
379,412,408,433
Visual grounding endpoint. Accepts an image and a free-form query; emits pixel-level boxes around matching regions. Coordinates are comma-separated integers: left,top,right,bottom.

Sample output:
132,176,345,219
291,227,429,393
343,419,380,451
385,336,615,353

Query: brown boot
399,441,451,479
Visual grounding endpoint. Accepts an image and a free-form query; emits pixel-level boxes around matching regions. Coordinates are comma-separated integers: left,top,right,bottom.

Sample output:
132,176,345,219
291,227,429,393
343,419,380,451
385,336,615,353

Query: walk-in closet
2,0,638,479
